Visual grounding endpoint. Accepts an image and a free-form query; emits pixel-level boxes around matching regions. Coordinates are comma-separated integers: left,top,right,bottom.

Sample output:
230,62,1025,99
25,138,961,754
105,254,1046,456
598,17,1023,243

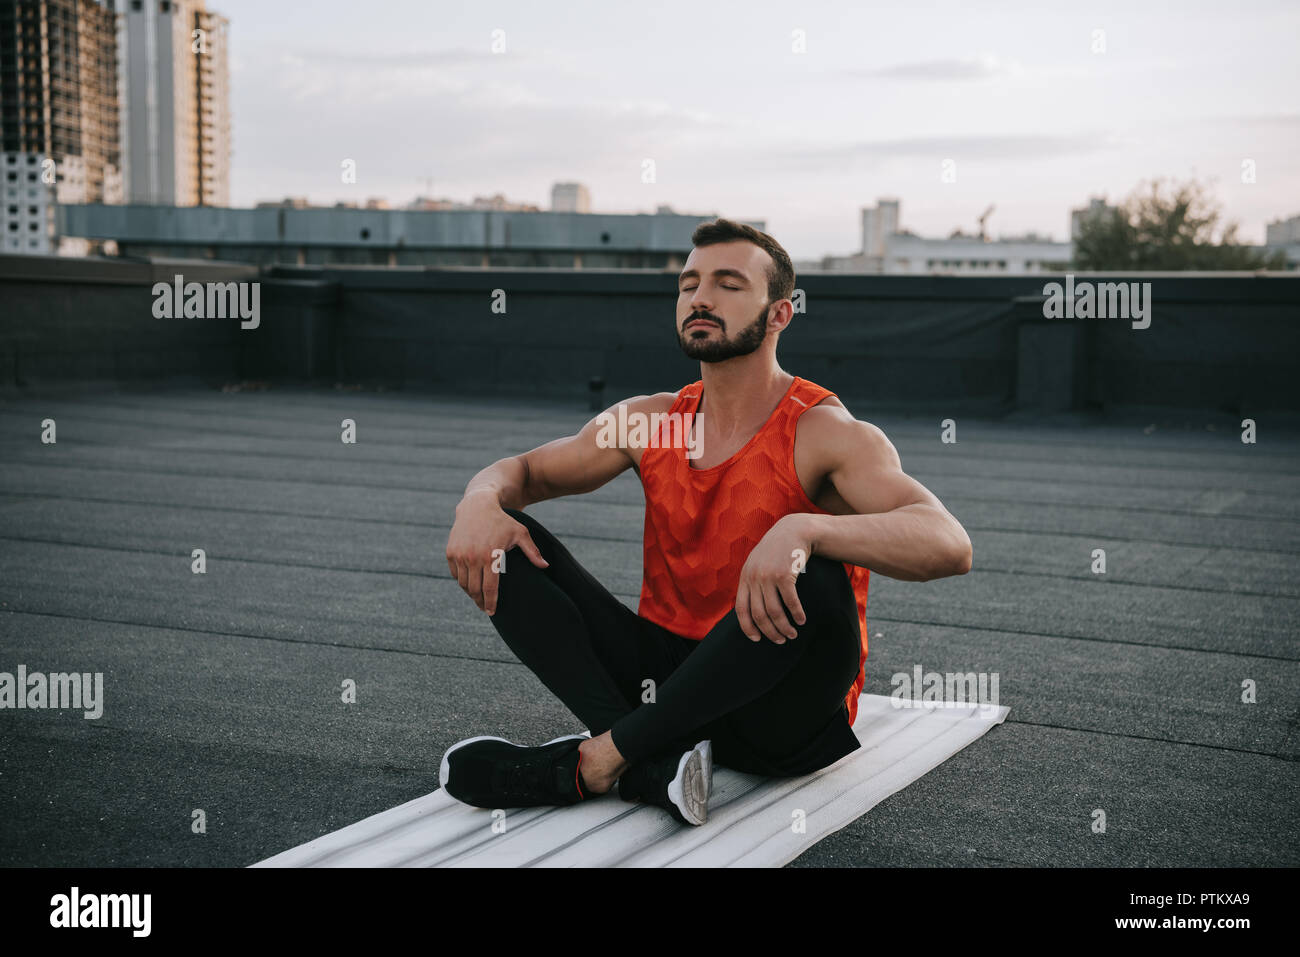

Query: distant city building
804,198,1069,274
1265,214,1300,245
860,198,899,256
261,191,712,216
0,0,121,254
880,231,1070,274
406,196,457,211
1070,197,1120,239
467,192,540,212
1264,213,1300,270
255,196,312,209
255,194,539,212
122,0,230,206
798,197,1298,274
551,182,591,213
2,152,86,254
56,204,759,268
193,1,230,205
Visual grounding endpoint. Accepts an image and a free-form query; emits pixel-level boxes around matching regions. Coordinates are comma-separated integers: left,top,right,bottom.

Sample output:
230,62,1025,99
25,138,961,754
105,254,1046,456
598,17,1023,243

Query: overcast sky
214,0,1300,258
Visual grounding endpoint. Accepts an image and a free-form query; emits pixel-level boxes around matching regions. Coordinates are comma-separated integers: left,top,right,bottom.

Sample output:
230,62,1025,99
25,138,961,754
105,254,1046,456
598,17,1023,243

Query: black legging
486,508,864,777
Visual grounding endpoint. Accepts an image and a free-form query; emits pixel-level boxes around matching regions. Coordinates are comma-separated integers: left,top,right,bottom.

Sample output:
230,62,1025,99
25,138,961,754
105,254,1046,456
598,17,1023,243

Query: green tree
1074,178,1285,270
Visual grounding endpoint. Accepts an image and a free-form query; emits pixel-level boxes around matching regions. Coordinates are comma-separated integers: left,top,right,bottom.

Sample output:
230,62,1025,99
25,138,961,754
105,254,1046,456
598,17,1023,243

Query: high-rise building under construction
0,0,122,253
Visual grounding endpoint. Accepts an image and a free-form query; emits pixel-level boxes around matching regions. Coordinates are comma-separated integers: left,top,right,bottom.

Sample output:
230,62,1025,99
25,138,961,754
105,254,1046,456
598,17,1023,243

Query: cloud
229,50,742,206
289,47,537,68
1207,113,1300,128
760,133,1115,171
842,54,1023,81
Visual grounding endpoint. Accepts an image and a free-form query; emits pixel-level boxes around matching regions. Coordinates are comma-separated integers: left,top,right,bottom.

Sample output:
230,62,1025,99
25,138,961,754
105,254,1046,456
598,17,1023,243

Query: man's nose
689,290,714,313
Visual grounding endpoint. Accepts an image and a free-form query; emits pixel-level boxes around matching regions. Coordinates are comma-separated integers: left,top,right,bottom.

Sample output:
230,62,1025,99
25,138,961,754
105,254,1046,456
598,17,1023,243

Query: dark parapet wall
272,267,1300,415
0,255,260,391
1084,286,1300,413
2,255,1297,414
319,271,1027,411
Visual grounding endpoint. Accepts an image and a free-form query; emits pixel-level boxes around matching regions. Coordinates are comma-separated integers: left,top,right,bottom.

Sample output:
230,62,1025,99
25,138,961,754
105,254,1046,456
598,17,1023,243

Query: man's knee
795,555,854,605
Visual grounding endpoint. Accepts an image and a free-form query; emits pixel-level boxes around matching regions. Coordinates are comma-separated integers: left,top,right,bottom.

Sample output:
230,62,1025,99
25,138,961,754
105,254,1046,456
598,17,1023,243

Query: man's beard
676,305,769,363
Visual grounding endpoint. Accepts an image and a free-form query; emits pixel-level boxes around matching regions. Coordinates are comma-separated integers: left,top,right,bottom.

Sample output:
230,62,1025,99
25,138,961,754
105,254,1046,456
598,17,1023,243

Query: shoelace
491,758,550,797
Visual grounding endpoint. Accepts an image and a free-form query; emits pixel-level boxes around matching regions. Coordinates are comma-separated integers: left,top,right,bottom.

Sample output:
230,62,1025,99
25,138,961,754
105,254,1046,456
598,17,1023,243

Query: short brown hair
690,218,795,306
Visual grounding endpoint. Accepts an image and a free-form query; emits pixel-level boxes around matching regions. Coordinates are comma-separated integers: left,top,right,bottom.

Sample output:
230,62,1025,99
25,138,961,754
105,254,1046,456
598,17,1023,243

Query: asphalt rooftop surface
1,384,1297,867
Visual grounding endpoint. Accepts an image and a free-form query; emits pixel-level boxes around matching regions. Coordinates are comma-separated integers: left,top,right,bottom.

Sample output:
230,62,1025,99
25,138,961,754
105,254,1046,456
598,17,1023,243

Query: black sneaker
439,734,590,809
617,740,712,826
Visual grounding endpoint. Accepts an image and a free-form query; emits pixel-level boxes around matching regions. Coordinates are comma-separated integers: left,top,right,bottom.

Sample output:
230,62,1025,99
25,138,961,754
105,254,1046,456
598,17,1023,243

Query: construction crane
977,205,995,241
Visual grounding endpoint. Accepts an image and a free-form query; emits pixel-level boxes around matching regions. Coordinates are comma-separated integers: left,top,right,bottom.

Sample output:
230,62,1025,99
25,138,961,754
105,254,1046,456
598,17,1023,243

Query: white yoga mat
252,694,1009,868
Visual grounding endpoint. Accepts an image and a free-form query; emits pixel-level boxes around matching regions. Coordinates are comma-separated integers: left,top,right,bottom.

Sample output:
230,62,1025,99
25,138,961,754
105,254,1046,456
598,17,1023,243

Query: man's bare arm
447,393,674,614
799,409,972,582
735,406,971,643
460,421,629,512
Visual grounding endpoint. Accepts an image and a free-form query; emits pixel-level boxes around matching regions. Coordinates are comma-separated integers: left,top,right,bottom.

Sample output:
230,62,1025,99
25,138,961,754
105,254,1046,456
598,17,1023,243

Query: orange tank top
636,375,871,726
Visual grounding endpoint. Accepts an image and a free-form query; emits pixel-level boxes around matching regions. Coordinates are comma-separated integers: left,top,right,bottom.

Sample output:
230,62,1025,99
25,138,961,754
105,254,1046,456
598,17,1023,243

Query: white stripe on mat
251,694,1008,868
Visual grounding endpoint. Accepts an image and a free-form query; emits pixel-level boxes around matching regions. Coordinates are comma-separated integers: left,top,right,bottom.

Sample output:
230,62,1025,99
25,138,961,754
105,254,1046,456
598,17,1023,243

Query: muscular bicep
516,394,672,503
821,417,946,516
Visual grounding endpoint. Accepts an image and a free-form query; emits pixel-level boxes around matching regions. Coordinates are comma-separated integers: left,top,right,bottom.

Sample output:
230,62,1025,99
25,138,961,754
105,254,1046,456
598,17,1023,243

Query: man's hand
735,514,814,644
443,393,676,615
445,491,548,616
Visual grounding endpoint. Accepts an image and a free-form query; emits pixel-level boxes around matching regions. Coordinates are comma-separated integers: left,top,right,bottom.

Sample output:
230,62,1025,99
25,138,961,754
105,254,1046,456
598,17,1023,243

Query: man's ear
769,299,795,332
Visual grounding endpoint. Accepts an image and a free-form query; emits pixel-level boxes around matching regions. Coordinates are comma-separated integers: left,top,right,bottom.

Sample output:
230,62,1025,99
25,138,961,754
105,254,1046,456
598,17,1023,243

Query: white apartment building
551,182,591,213
1071,197,1120,239
803,198,1070,273
861,199,899,256
3,152,92,255
881,231,1069,274
1266,214,1300,245
122,0,230,206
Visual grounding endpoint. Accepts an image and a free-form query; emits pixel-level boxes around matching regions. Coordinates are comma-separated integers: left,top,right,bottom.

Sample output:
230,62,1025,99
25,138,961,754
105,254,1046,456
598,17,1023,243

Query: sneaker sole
666,747,709,826
438,733,588,803
693,740,713,799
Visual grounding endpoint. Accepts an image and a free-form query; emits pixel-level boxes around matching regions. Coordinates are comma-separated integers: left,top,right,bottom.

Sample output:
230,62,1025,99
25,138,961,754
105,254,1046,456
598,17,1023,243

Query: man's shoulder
795,396,895,460
612,386,697,416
